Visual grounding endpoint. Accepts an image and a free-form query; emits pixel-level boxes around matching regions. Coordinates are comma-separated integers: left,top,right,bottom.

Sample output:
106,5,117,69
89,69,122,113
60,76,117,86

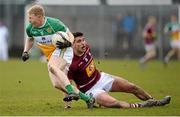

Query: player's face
73,36,86,54
28,14,43,28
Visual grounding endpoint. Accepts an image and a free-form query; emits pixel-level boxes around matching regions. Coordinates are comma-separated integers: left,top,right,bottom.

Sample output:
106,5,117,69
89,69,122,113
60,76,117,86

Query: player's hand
22,51,29,62
56,40,72,49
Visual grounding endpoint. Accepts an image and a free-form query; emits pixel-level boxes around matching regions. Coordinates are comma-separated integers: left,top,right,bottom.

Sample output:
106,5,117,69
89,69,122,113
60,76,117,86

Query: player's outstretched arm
22,38,34,61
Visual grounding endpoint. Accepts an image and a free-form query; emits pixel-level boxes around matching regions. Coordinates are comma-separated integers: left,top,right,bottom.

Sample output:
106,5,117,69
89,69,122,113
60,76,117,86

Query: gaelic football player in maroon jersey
140,16,157,67
67,32,171,109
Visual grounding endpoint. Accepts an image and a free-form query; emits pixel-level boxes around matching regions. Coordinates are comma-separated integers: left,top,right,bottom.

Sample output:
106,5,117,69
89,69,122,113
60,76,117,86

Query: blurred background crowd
0,0,180,61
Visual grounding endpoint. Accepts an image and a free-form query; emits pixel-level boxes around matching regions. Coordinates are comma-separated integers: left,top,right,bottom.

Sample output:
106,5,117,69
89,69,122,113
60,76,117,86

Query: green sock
79,92,91,101
65,84,74,94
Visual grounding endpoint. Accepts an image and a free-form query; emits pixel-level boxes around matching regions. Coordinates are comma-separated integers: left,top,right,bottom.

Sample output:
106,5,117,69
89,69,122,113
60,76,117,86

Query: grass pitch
0,59,180,116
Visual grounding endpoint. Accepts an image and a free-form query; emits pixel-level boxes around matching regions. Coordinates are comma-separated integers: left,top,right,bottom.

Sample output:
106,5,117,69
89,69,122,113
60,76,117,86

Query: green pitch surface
0,59,180,116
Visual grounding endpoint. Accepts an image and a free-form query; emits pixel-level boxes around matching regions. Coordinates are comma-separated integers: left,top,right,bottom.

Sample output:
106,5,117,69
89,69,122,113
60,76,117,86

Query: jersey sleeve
26,24,33,38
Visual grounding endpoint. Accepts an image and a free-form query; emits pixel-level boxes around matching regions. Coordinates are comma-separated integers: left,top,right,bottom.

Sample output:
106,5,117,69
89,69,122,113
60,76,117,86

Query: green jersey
165,22,180,40
26,16,68,60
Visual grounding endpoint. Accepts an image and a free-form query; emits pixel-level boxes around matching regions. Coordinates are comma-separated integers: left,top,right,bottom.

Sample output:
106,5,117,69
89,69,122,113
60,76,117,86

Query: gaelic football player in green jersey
22,4,94,109
164,15,180,65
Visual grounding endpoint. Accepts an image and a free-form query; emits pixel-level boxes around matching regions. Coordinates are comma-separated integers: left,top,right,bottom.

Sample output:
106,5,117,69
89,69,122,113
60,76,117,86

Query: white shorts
85,72,114,99
51,47,73,65
170,40,180,49
145,43,155,52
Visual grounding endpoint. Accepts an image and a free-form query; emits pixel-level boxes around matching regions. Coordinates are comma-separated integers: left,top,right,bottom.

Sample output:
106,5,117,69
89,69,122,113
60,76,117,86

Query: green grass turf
0,59,180,116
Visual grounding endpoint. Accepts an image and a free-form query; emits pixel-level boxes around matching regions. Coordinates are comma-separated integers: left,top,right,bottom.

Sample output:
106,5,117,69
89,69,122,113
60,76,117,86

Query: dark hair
73,32,83,38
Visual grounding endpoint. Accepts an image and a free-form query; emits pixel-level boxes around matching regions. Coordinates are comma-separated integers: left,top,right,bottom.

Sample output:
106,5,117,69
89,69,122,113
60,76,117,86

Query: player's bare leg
96,92,156,108
48,56,69,87
164,49,175,64
49,71,74,109
110,76,153,101
48,56,79,100
48,71,67,93
140,49,156,65
49,73,73,108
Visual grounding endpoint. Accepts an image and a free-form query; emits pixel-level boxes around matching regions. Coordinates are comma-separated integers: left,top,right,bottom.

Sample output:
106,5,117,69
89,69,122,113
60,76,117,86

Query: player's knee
120,79,137,93
127,83,138,93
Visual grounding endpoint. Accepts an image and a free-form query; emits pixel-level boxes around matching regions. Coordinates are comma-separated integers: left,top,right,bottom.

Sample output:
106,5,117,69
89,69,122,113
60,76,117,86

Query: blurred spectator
139,16,157,67
0,20,9,61
122,14,136,50
113,14,124,49
163,15,180,65
113,13,135,59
